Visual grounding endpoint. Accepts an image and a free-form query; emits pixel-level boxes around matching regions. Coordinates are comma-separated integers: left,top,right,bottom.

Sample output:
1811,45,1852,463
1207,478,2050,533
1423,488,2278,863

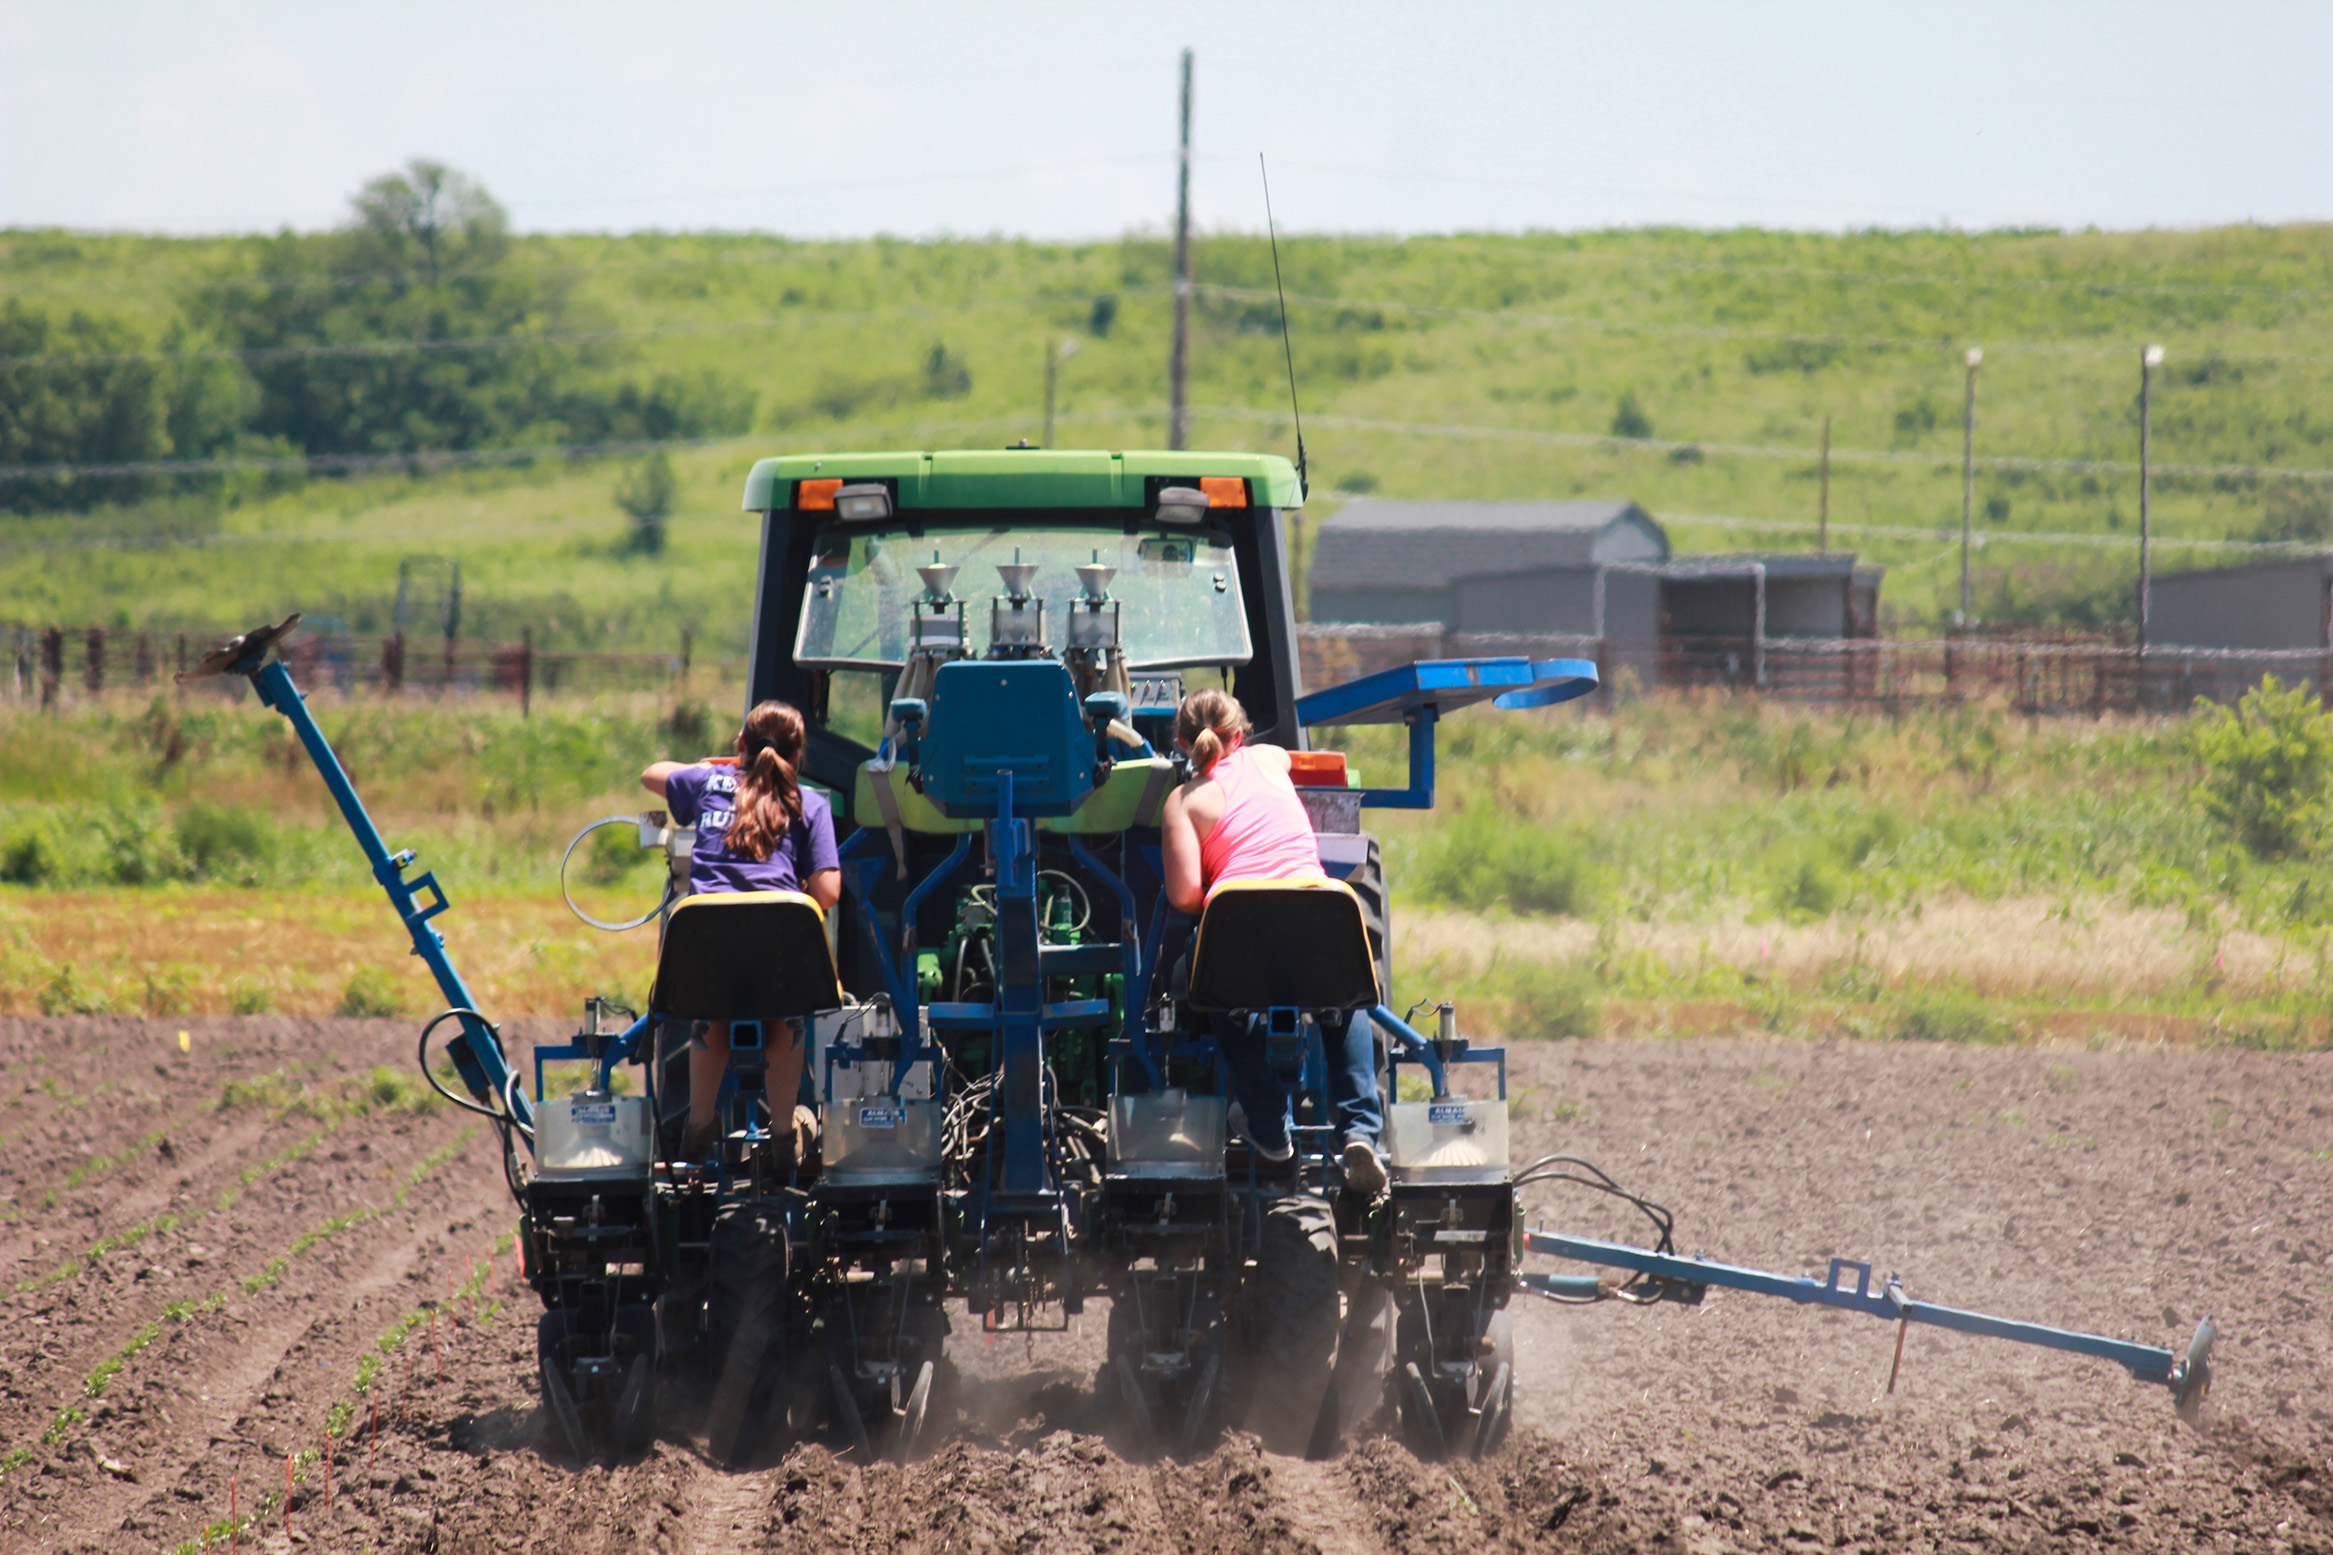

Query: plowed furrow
29,1128,496,1550
0,1112,358,1448
0,1108,275,1281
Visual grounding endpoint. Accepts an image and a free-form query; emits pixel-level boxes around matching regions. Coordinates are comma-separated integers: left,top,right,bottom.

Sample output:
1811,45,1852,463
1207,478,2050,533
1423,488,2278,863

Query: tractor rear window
793,526,1253,671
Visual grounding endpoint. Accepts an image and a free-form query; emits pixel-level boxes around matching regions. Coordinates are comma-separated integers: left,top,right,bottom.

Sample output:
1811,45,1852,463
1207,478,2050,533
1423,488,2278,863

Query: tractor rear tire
1240,1196,1342,1454
704,1199,789,1469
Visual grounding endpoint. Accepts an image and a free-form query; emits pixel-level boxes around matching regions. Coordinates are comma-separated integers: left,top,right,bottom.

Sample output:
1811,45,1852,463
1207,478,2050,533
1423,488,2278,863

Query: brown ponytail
1175,687,1250,777
726,700,806,861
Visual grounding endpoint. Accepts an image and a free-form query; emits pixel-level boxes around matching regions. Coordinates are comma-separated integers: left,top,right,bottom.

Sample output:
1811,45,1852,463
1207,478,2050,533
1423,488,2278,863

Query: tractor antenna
1259,154,1307,502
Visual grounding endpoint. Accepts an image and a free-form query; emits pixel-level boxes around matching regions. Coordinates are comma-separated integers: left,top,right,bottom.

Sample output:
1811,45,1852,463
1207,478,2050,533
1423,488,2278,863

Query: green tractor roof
741,448,1303,512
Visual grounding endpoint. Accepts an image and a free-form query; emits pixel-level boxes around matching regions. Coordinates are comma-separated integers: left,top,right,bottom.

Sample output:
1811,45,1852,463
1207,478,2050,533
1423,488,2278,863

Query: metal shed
1308,499,1669,628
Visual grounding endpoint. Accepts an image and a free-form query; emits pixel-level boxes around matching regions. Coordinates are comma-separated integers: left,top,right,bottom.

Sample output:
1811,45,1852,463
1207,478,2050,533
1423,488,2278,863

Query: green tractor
197,445,2214,1472
522,448,1590,1463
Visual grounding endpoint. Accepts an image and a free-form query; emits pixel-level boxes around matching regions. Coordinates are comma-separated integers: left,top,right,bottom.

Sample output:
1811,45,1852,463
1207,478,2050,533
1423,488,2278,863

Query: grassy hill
6,222,2333,651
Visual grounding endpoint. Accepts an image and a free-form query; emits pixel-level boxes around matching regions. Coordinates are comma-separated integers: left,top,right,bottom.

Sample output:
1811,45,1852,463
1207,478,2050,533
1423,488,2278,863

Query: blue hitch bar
1523,1227,2215,1408
184,617,531,1137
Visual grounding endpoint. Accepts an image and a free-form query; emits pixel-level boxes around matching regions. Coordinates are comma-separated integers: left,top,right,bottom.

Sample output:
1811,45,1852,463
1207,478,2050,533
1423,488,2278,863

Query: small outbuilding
1306,498,1881,692
1308,499,1669,628
2147,554,2333,697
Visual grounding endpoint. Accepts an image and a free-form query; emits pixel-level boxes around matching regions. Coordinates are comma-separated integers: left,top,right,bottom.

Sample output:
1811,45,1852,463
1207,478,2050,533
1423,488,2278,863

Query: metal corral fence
4,622,735,711
9,619,2316,717
1299,623,2329,714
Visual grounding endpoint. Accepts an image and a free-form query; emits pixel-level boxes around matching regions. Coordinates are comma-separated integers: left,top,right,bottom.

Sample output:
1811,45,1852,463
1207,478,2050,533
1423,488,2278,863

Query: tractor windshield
793,525,1253,671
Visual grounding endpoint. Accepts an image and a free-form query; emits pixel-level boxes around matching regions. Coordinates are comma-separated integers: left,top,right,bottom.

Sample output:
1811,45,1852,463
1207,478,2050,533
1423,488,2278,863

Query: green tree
0,302,269,514
615,451,677,555
1609,389,1652,440
2190,675,2333,858
197,159,582,458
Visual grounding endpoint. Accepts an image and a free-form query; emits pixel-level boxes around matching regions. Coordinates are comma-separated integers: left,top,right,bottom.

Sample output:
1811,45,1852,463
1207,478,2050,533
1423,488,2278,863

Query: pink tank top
1196,744,1326,902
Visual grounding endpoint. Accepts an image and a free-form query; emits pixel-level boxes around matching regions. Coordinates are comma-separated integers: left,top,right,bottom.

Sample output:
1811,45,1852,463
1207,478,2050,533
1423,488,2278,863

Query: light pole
2139,344,2164,654
1168,48,1193,450
1043,338,1079,448
1958,347,1982,628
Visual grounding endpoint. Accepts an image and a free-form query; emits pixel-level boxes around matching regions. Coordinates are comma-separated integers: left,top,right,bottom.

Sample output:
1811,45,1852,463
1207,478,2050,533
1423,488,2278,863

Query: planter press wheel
897,1359,938,1462
1397,1361,1447,1460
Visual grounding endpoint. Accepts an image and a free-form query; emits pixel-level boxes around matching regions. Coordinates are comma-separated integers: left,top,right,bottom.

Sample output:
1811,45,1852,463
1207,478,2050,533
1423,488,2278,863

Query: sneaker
1252,1132,1296,1164
1341,1134,1388,1197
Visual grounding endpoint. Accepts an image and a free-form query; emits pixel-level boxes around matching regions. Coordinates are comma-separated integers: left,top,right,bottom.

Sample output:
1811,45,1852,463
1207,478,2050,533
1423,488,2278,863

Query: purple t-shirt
664,763,839,898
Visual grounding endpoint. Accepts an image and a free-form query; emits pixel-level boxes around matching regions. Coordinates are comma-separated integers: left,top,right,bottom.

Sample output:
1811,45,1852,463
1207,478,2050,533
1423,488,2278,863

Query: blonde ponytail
1175,687,1250,777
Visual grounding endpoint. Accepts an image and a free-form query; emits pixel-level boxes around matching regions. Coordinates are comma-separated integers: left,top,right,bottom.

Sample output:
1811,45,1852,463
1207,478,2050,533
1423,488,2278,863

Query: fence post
1594,636,1612,710
680,626,693,692
85,626,105,696
383,632,405,697
40,627,62,710
134,632,155,687
520,627,534,719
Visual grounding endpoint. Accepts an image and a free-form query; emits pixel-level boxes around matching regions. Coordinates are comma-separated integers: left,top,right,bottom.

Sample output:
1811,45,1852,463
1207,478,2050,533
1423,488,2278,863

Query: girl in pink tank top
1157,688,1386,1193
1161,688,1324,913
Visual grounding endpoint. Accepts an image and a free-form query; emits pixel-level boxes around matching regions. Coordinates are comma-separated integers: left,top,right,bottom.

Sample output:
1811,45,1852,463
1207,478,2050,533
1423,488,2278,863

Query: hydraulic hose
559,815,675,932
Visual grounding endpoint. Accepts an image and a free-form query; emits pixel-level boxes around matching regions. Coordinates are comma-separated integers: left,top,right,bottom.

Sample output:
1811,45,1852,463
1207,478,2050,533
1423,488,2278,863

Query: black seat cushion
1185,881,1379,1014
651,891,845,1020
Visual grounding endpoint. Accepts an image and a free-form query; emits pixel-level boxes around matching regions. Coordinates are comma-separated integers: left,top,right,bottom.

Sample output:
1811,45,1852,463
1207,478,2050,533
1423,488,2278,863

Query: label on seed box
858,1106,902,1129
571,1102,617,1128
1428,1102,1471,1127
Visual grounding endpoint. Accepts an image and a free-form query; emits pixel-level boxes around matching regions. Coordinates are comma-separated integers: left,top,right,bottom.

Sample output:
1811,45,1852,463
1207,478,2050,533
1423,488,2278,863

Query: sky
3,1,2330,239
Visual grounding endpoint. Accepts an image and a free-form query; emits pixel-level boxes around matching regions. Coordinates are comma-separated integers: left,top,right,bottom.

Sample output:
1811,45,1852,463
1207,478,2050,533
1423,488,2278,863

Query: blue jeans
1213,1006,1383,1154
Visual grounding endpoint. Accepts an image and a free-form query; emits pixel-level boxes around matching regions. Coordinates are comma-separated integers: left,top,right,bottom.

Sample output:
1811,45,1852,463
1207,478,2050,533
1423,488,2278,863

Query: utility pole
1168,47,1193,450
1959,347,1982,628
1043,338,1078,447
2139,344,2164,654
1817,413,1831,552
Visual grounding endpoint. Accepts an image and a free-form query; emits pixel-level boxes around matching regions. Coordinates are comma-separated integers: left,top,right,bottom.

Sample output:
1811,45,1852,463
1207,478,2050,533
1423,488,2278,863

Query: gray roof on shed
1310,499,1669,591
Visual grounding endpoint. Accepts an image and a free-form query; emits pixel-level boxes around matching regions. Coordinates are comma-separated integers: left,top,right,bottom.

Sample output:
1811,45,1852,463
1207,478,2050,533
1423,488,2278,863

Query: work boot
1341,1133,1388,1197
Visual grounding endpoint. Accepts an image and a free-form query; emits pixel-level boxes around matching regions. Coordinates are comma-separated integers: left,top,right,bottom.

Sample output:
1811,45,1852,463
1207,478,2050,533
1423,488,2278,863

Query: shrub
1609,390,1652,440
1767,844,1846,920
101,803,184,885
614,451,676,556
2190,676,2333,858
335,966,406,1018
227,979,275,1015
1410,807,1595,916
141,964,194,1016
1886,987,2008,1045
1498,961,1600,1039
0,815,66,886
174,803,275,882
39,964,112,1016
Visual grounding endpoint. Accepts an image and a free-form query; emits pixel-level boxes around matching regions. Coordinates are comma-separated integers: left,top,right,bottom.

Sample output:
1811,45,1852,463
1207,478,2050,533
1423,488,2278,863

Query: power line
1651,510,2321,556
1187,281,2333,366
1190,402,2333,485
0,294,1065,370
1326,232,2333,306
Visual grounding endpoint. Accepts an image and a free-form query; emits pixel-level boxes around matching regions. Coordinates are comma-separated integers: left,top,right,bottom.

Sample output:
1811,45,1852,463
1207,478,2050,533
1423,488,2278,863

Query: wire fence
2,622,734,711
7,617,2317,718
1298,623,2329,715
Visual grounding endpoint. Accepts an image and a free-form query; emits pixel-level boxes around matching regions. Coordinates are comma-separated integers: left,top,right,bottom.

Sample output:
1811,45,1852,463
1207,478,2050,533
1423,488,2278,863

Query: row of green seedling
2,1126,476,1473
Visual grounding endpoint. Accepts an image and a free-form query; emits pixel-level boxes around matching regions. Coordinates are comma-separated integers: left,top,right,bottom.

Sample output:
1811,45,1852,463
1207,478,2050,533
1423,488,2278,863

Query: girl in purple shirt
641,700,841,1159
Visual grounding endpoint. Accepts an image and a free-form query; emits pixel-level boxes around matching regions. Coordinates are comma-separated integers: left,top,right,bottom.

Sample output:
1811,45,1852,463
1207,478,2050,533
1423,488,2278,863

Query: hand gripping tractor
188,448,2214,1469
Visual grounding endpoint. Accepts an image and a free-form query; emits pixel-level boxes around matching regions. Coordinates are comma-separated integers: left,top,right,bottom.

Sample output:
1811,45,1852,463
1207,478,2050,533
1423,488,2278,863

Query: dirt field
1,1017,2326,1553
